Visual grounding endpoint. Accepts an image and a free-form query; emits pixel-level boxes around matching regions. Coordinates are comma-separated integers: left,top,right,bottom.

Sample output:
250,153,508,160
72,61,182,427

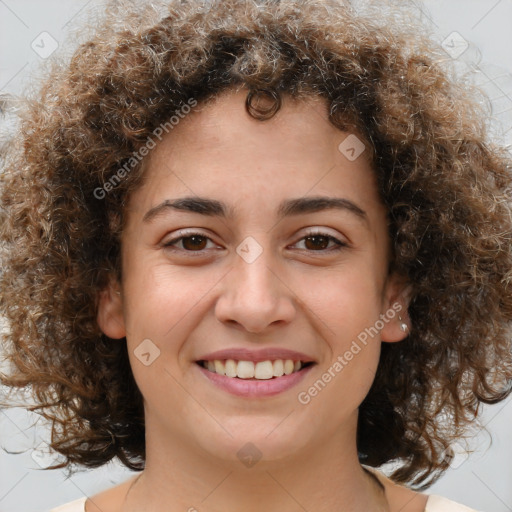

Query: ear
380,272,412,343
97,277,126,339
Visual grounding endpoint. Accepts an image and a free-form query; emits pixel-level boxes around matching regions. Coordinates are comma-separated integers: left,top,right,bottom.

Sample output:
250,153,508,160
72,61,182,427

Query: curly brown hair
1,0,511,489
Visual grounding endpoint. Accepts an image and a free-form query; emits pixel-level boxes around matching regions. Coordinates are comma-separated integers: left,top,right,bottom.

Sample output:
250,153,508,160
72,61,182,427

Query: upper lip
197,348,316,363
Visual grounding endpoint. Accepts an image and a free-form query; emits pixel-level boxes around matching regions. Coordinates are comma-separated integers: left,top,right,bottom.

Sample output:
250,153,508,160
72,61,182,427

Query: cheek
296,268,384,397
121,261,225,366
120,264,214,409
298,266,384,339
298,346,380,436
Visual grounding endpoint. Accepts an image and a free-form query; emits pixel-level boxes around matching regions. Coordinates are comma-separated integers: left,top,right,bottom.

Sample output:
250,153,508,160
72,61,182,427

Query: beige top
50,494,478,512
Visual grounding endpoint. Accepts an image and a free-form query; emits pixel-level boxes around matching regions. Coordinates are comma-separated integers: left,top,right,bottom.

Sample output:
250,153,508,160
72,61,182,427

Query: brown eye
163,232,217,252
304,235,330,250
181,235,208,251
292,231,347,253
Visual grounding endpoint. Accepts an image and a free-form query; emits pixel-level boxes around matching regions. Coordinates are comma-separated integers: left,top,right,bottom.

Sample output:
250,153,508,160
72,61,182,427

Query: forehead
165,89,351,156
126,88,385,225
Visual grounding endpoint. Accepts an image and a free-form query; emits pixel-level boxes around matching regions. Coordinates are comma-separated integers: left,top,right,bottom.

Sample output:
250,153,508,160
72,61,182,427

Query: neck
123,413,390,512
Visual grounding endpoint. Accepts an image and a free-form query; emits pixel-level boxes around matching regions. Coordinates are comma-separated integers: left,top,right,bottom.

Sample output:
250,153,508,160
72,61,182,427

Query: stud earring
398,315,408,333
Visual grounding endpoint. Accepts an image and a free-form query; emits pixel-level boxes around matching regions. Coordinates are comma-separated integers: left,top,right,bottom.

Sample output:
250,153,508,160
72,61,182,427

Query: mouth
196,359,315,380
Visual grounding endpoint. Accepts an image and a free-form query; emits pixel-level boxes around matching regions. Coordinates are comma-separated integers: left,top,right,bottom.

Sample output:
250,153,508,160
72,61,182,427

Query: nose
214,244,296,334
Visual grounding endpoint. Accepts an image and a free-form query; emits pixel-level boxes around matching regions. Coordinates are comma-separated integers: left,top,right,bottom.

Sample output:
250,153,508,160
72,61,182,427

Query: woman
1,1,511,511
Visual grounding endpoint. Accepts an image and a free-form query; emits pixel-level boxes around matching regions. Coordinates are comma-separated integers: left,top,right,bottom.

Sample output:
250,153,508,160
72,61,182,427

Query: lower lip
196,363,315,398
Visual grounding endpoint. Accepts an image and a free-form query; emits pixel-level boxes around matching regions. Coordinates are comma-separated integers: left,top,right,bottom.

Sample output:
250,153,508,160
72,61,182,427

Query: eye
162,231,219,252
292,230,348,252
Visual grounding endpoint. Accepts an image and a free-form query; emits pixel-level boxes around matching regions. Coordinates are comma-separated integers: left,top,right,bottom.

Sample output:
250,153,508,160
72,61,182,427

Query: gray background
1,1,511,511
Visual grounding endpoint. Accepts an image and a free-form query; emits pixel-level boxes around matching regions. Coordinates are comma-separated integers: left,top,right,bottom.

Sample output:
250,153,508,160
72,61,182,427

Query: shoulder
83,474,140,512
49,497,87,512
50,474,139,512
367,467,478,512
425,495,479,512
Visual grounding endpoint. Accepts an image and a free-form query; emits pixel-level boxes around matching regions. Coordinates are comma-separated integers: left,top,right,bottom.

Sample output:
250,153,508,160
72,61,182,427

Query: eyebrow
142,195,368,223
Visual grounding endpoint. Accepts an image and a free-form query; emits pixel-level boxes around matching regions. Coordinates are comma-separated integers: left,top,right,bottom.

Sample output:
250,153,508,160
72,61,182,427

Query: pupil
305,235,329,250
183,235,207,250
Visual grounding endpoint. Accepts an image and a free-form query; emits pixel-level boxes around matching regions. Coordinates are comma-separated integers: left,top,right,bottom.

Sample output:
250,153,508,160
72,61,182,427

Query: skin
94,87,428,512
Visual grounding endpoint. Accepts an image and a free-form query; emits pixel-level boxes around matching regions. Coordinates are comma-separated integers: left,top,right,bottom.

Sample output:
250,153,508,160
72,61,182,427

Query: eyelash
162,229,348,255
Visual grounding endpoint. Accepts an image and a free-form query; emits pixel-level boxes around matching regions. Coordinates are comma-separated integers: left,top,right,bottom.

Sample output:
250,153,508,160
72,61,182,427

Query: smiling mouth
197,359,315,380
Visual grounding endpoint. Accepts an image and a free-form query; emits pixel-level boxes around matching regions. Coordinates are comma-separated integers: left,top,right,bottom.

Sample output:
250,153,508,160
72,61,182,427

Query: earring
398,315,408,333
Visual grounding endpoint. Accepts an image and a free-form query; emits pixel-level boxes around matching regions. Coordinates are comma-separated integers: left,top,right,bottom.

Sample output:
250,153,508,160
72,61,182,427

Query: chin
189,418,314,467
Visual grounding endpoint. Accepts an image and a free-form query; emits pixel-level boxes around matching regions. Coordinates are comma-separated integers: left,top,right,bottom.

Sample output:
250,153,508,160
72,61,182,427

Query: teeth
225,359,237,378
202,359,306,379
284,360,294,375
214,360,225,375
273,359,284,377
237,360,255,379
254,361,273,380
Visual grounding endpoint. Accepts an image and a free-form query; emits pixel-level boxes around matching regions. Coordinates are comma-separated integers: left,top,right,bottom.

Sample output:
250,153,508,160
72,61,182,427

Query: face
98,88,409,467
